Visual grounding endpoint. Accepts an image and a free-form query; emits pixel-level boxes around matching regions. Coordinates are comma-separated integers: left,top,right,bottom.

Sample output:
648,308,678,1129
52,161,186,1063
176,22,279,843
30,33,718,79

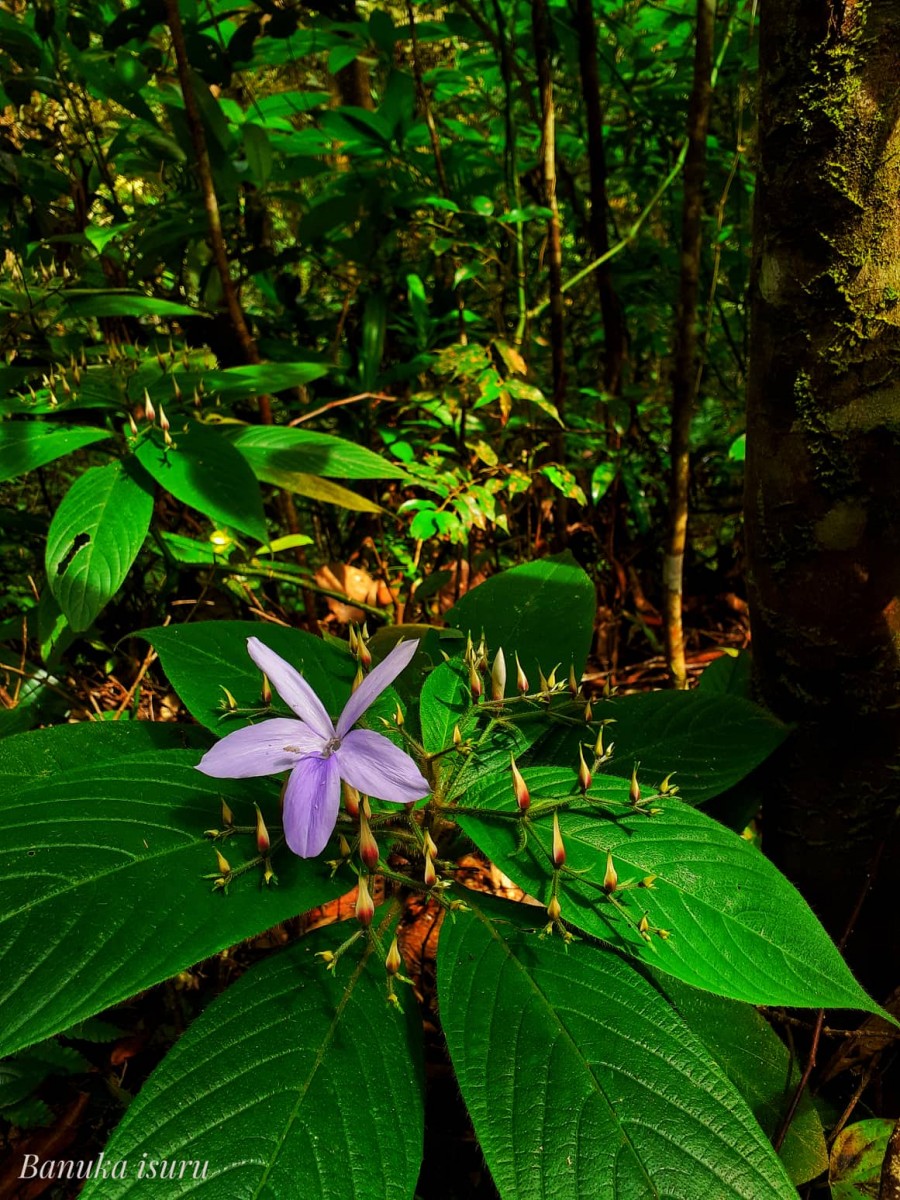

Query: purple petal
196,719,322,778
282,753,341,857
335,638,420,738
336,728,430,804
247,637,334,740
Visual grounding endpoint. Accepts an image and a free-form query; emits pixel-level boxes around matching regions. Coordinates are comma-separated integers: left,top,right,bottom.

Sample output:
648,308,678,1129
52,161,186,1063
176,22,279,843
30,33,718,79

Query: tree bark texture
745,0,900,991
531,0,567,414
664,0,716,689
573,0,627,399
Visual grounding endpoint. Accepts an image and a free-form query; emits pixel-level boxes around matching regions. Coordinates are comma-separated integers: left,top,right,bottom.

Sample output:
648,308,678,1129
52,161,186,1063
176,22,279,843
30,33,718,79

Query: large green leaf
455,766,882,1013
438,894,798,1200
45,460,154,632
140,620,358,734
201,362,329,398
81,922,424,1199
61,291,200,319
0,753,351,1058
0,422,110,483
445,552,596,681
0,720,208,792
228,425,408,479
536,689,788,806
648,972,827,1186
246,465,385,513
134,424,267,543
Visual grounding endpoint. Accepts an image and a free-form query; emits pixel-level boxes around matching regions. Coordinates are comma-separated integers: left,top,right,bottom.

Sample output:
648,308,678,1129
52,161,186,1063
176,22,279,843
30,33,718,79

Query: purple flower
197,637,430,858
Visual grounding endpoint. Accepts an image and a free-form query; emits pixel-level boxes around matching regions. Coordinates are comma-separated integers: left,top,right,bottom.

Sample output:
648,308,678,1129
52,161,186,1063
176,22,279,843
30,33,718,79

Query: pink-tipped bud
348,624,359,655
603,852,618,894
423,829,438,859
355,875,375,927
515,652,529,694
491,648,507,702
357,636,372,672
359,813,379,871
172,374,182,402
127,412,138,437
385,936,403,976
362,796,372,820
547,895,562,921
469,660,483,701
577,745,592,793
158,402,170,433
511,754,530,813
260,672,272,705
221,799,234,827
551,811,565,867
352,662,365,693
343,782,360,819
215,848,232,876
568,663,579,698
254,804,270,854
584,699,593,723
423,849,437,888
143,389,155,423
629,764,641,806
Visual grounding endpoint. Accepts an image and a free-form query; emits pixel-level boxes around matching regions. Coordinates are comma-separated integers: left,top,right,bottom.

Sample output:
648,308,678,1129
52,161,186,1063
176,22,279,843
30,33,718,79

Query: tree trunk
745,0,900,993
664,0,716,689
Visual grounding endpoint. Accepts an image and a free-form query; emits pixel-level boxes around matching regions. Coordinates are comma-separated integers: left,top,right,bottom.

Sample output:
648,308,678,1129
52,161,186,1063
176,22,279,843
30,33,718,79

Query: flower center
321,736,342,758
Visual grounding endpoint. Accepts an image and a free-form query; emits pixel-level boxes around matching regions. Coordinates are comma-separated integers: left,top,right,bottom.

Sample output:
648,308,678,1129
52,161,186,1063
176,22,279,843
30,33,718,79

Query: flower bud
359,812,379,871
219,685,237,711
357,635,372,671
551,811,565,867
163,427,173,447
215,848,232,876
143,389,155,423
394,701,404,728
423,849,437,888
352,662,365,693
659,772,677,796
593,726,604,758
423,829,438,859
452,723,463,748
638,914,650,936
348,624,359,654
254,804,270,854
338,833,352,858
511,754,530,813
355,875,375,927
221,799,234,827
127,412,138,437
468,659,483,701
172,374,182,402
603,852,618,894
538,666,551,696
629,764,641,806
491,648,507,702
584,699,592,723
577,745,592,793
158,402,170,433
547,895,562,921
385,936,403,976
568,663,579,698
260,672,272,705
515,652,529,694
343,782,360,819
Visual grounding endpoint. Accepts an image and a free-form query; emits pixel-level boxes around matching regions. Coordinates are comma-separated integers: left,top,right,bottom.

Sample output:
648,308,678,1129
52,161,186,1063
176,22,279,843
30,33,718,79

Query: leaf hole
56,532,91,576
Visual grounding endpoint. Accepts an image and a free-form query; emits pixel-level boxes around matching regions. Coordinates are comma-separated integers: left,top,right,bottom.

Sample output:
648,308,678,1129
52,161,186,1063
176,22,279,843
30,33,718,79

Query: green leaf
45,460,154,632
0,422,111,483
649,972,827,1186
134,424,267,543
456,766,883,1013
61,291,199,320
81,923,424,1200
139,620,357,734
697,650,752,698
446,552,596,681
0,721,208,793
200,361,329,399
438,894,798,1200
537,689,788,806
243,121,273,186
228,425,408,479
0,754,351,1058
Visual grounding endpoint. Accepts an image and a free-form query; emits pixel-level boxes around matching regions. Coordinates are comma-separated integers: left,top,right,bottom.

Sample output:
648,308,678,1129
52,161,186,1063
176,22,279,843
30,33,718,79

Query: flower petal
196,719,321,778
335,638,420,738
247,637,334,739
283,753,341,858
336,728,430,804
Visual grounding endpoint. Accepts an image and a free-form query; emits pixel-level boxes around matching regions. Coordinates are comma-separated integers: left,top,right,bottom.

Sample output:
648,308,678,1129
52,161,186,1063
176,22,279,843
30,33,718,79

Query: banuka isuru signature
19,1153,210,1182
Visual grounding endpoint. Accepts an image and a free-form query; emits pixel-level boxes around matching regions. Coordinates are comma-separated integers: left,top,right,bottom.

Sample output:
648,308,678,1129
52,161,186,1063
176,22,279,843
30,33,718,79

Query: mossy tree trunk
745,1,900,991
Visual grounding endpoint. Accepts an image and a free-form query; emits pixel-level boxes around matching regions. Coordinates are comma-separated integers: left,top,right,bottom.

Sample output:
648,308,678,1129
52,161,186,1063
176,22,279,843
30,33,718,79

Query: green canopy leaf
0,422,110,483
